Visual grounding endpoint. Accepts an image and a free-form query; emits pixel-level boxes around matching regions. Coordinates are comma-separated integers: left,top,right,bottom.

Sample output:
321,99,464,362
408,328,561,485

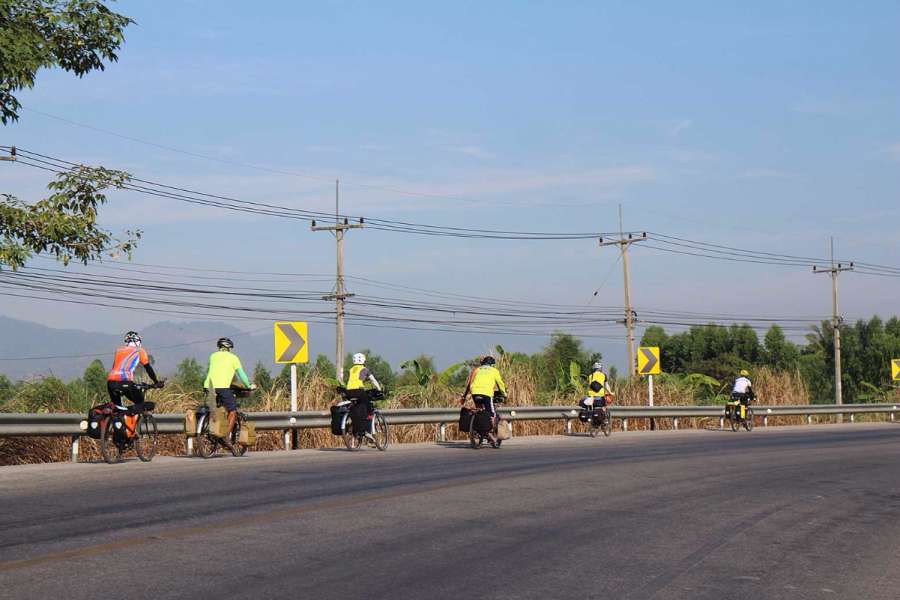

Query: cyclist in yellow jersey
461,356,507,446
203,337,255,436
581,362,609,410
343,352,383,442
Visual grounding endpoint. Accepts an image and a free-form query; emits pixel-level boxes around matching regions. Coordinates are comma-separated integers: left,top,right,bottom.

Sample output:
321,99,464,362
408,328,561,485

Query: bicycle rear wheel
100,418,123,464
744,408,754,431
373,412,389,451
195,415,220,458
230,416,248,457
135,414,158,462
468,414,484,449
602,413,612,437
342,414,361,451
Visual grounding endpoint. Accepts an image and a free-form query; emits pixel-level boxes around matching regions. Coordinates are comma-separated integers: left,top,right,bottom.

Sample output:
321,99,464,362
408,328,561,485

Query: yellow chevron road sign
637,346,661,375
274,322,308,364
892,359,900,381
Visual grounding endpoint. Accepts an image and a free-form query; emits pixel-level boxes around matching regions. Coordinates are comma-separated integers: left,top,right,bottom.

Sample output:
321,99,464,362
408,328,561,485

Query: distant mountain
0,317,270,381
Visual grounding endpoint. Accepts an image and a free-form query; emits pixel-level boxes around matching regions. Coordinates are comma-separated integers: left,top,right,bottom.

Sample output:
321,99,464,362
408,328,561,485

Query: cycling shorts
472,394,496,419
107,381,145,407
215,388,237,412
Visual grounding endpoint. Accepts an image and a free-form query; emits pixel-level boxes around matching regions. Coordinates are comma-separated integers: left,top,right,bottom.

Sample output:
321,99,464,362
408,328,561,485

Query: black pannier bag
578,409,591,423
592,409,605,427
351,401,370,435
474,411,494,434
86,402,115,440
459,407,473,432
330,404,349,435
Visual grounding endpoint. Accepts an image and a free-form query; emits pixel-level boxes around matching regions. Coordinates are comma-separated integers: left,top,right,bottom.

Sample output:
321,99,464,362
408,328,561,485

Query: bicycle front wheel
134,414,158,462
373,412,389,451
602,414,612,437
100,418,123,464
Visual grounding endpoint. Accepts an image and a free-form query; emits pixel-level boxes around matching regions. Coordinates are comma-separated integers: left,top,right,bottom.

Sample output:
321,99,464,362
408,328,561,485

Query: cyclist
580,361,609,411
729,369,755,418
343,353,383,442
106,331,162,408
203,337,255,440
461,355,507,447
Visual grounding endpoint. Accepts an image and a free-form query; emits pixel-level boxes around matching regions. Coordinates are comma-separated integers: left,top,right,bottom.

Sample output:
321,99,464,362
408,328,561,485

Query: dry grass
0,365,843,465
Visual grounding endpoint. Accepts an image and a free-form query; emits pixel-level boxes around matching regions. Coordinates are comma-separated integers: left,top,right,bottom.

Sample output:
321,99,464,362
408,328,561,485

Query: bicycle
578,395,613,438
99,382,164,464
468,392,506,449
337,389,389,451
194,386,253,458
725,395,754,432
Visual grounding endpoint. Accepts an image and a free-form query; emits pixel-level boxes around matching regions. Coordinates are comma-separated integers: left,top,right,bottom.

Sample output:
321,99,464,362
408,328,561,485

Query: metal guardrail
1,403,897,462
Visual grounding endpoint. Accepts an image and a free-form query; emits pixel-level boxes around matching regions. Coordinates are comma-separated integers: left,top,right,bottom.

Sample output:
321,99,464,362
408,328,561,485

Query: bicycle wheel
100,417,123,464
342,414,361,451
602,414,612,437
744,408,754,432
195,415,220,458
134,414,158,462
589,422,599,438
468,414,484,449
728,407,740,432
230,415,248,457
373,412,389,451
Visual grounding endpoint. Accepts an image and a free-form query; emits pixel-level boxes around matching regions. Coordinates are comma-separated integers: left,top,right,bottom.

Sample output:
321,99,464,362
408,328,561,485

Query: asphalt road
1,424,899,600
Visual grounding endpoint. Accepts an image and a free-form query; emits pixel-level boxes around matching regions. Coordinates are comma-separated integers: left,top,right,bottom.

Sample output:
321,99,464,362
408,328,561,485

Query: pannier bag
209,407,229,438
351,402,370,436
496,420,512,440
330,403,349,436
591,410,606,427
474,411,494,434
578,409,591,423
238,421,256,445
86,403,115,440
459,407,474,433
184,411,197,437
124,414,137,439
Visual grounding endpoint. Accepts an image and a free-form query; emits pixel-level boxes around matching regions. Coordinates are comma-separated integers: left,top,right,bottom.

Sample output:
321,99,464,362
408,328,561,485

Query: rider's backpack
350,402,370,436
330,404,349,436
459,407,473,433
473,411,493,434
86,403,115,440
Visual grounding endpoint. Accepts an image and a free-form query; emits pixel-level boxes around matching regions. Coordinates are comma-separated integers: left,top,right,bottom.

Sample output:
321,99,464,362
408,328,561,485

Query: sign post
274,321,309,449
637,346,661,429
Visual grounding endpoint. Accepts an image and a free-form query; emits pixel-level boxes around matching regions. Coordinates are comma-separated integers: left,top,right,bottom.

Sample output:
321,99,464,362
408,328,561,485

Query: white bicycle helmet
592,361,603,371
124,331,142,346
352,352,366,365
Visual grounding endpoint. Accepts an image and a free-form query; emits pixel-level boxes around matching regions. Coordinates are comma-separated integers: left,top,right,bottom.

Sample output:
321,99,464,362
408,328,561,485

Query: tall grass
0,364,829,465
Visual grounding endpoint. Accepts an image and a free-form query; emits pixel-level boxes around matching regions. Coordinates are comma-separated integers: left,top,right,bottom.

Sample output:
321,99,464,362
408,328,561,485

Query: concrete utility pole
311,179,363,382
598,206,647,376
813,237,853,421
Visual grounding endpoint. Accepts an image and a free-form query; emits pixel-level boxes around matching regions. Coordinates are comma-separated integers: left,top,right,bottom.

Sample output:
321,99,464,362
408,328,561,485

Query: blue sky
2,0,899,371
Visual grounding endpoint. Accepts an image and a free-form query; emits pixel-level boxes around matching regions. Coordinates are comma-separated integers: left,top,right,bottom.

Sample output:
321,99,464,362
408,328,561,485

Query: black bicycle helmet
217,337,234,350
481,355,496,366
124,331,142,345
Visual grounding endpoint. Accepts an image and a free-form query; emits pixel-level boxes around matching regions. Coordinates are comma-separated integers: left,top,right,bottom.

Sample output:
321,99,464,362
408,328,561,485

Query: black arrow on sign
639,347,658,374
277,323,306,362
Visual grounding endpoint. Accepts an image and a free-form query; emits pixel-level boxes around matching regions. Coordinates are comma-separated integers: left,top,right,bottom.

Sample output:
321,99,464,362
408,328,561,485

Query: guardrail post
185,437,193,457
763,415,768,428
849,413,854,423
70,434,79,463
807,415,812,425
719,416,724,429
436,422,446,443
672,417,679,430
283,430,291,450
509,421,514,438
892,411,895,422
564,418,572,435
622,418,628,432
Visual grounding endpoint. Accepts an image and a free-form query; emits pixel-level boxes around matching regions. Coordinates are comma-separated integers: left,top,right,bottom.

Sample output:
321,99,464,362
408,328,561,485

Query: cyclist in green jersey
203,337,255,436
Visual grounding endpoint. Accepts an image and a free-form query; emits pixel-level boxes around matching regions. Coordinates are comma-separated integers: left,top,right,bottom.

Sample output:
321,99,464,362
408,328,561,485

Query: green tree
82,358,107,404
763,325,799,371
1,0,133,124
0,373,16,407
252,361,273,390
535,333,599,393
174,358,205,390
2,2,138,270
12,376,69,412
